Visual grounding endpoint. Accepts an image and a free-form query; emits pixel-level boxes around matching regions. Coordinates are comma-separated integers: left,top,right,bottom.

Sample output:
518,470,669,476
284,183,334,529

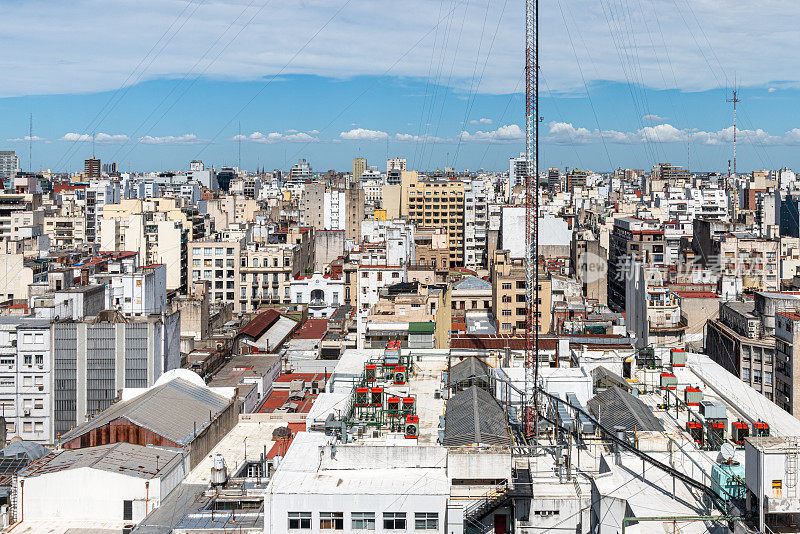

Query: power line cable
191,0,355,162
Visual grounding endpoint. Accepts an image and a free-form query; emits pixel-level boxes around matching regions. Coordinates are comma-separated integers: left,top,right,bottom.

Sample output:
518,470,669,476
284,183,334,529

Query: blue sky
2,0,800,173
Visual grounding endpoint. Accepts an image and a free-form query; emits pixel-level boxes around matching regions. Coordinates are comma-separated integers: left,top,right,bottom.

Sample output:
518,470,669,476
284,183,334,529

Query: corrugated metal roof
21,442,182,479
447,357,491,388
586,386,663,432
443,386,511,447
239,309,281,339
453,276,491,291
59,378,231,446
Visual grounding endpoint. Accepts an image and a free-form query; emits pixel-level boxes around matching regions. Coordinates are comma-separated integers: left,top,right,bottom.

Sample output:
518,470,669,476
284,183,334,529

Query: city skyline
3,0,800,172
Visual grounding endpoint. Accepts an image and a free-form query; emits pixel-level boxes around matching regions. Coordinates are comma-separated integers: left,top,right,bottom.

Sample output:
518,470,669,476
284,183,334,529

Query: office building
84,158,101,179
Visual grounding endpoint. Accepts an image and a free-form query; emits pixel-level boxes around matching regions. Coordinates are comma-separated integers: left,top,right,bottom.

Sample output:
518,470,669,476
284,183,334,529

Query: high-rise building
547,167,561,193
387,158,407,173
401,171,465,266
0,151,20,184
566,169,587,192
353,158,367,181
288,159,313,185
84,158,101,179
509,153,527,188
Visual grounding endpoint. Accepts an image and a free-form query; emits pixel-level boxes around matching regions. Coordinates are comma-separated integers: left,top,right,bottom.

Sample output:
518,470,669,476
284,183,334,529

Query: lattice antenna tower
524,0,540,444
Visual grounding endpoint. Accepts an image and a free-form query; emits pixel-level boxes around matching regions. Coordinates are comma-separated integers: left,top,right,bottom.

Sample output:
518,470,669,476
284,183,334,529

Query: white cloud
394,133,446,143
543,121,800,146
339,128,389,141
642,114,666,123
459,124,524,143
60,132,129,144
2,0,797,98
139,134,202,145
469,118,493,125
233,131,317,144
7,135,46,142
308,129,320,135
769,87,777,93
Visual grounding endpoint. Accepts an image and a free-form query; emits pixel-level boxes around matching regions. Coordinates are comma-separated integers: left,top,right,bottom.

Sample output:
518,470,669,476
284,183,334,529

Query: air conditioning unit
404,415,419,439
393,366,407,385
37,385,43,391
37,365,43,370
23,410,31,417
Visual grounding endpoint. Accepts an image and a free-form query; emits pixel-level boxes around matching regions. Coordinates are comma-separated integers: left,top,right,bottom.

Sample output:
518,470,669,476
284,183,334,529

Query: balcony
309,298,326,308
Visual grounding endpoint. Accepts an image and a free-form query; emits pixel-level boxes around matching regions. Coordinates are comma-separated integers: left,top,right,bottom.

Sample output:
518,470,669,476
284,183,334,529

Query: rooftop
21,442,182,479
59,377,232,446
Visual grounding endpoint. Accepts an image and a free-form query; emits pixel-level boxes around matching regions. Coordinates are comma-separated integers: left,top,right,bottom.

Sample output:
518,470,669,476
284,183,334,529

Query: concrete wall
315,230,345,271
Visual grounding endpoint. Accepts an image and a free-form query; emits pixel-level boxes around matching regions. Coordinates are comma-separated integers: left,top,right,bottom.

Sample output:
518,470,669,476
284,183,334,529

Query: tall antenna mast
727,89,740,176
238,121,242,171
524,0,540,445
28,113,33,173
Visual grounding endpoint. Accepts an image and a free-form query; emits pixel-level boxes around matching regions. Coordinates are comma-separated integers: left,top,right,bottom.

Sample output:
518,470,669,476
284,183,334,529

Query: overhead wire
282,0,471,170
53,0,207,172
554,0,613,170
451,0,510,168
110,0,273,165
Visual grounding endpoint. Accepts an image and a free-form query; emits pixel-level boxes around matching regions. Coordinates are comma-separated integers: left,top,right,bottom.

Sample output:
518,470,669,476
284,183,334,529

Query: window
773,480,783,498
320,512,344,530
23,422,32,433
288,512,312,529
34,422,43,433
392,272,400,278
23,355,32,366
384,513,406,530
34,399,43,409
502,310,512,316
501,283,512,290
352,512,376,530
22,376,32,387
123,500,133,521
415,513,438,530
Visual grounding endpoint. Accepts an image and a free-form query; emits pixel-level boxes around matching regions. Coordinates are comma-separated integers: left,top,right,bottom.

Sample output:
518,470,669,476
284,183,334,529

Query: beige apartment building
206,195,261,229
189,226,314,314
44,215,86,249
492,250,552,335
401,171,464,266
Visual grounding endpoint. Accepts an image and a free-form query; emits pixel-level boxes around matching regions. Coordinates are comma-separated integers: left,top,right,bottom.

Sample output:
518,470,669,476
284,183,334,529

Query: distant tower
353,157,367,181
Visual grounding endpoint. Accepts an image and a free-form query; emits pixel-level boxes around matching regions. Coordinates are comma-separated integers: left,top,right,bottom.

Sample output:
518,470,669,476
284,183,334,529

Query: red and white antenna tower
524,0,539,441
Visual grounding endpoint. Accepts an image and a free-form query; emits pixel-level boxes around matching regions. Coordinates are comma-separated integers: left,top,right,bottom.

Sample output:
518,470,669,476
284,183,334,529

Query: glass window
352,512,375,530
415,513,438,530
384,513,406,530
288,512,312,530
320,512,344,530
215,247,223,256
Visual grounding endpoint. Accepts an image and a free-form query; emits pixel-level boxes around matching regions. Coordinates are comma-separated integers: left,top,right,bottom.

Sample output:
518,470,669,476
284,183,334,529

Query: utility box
732,421,749,445
660,372,677,390
670,349,687,367
684,386,703,406
699,400,727,420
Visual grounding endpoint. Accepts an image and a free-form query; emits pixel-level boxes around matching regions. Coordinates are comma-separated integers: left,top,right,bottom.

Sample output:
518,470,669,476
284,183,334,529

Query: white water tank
210,454,228,487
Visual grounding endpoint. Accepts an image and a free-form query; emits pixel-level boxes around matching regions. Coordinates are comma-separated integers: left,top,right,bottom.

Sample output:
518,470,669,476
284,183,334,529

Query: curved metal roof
443,385,511,447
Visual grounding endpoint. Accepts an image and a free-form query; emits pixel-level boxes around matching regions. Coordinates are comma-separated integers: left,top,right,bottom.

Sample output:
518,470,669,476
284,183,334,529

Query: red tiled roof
673,291,718,299
292,319,328,340
778,311,800,321
239,309,281,339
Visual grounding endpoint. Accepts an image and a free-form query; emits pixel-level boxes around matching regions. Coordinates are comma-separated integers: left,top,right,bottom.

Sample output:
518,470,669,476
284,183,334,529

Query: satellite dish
719,443,736,463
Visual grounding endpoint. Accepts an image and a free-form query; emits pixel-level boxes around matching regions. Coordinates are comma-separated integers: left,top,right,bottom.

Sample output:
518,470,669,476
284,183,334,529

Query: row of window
288,512,438,531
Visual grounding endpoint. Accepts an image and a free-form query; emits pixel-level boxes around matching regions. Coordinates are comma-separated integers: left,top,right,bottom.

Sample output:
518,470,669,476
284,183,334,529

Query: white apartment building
387,157,407,172
291,272,345,318
509,153,528,188
189,235,246,312
324,190,346,231
0,318,51,443
360,220,415,267
0,151,19,182
463,179,489,267
95,264,168,318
